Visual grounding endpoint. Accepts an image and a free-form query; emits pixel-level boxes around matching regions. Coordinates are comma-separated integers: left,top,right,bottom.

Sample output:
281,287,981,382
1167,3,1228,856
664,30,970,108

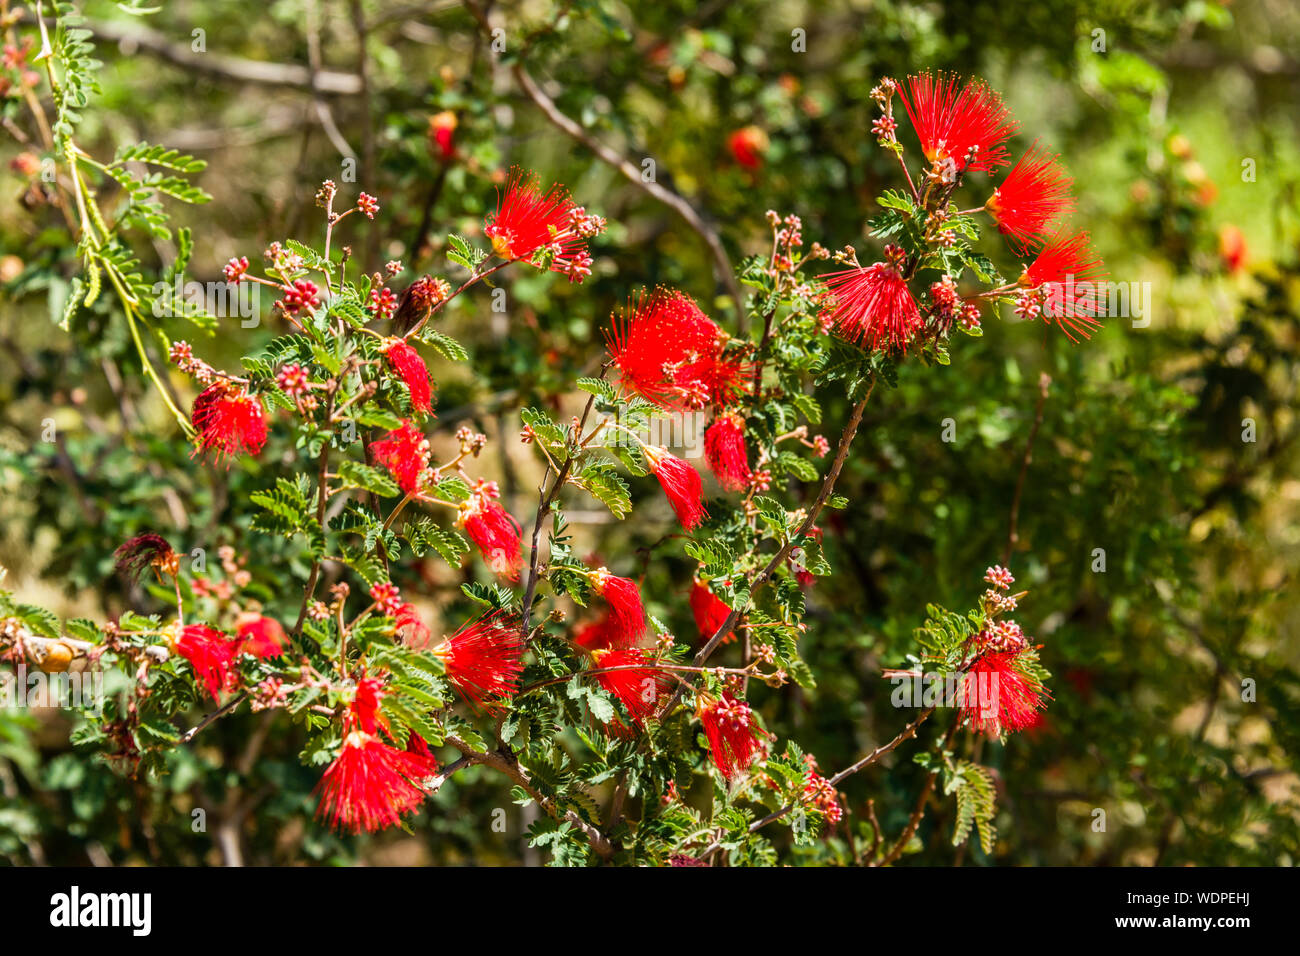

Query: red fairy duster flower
394,602,431,650
699,693,769,779
690,581,735,645
236,616,287,659
113,532,179,583
349,675,387,734
172,624,240,700
456,483,523,580
402,731,440,780
820,260,922,352
315,730,429,833
371,419,430,495
381,339,433,415
573,612,621,651
643,445,708,530
1021,231,1108,342
605,289,743,410
434,611,526,709
484,168,593,280
590,568,647,645
191,383,268,462
961,651,1049,736
987,143,1076,252
704,411,751,491
899,73,1018,173
591,647,669,726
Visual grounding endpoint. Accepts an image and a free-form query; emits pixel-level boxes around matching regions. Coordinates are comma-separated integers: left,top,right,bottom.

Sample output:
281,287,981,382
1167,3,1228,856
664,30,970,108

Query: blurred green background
1,0,1297,865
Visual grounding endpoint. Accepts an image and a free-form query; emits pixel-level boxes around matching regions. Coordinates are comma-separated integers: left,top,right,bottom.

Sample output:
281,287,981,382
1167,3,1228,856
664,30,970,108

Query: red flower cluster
820,256,922,352
689,580,735,646
704,411,751,491
171,624,240,700
899,72,1018,173
987,142,1075,253
699,692,769,779
605,289,748,410
643,445,708,530
371,419,430,495
961,651,1049,736
484,169,600,282
456,482,523,580
1019,231,1108,342
728,126,768,170
590,568,647,645
429,111,457,161
381,338,433,415
590,647,669,726
191,383,268,462
433,611,526,709
113,532,179,583
236,616,287,658
315,678,439,833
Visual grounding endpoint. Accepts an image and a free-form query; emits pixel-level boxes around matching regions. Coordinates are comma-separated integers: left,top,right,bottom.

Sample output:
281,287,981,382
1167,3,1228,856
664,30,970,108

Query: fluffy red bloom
236,616,287,659
484,169,591,280
643,445,708,530
605,289,745,410
191,383,268,462
820,261,922,352
699,693,769,779
704,411,751,491
172,624,240,700
690,581,735,645
403,730,440,779
1021,231,1108,342
987,143,1076,253
456,484,523,580
394,602,431,650
899,73,1018,173
434,611,526,709
315,730,429,833
590,569,647,646
591,647,670,726
573,612,621,651
349,675,387,734
381,339,433,415
370,420,430,495
728,126,768,169
961,651,1049,736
